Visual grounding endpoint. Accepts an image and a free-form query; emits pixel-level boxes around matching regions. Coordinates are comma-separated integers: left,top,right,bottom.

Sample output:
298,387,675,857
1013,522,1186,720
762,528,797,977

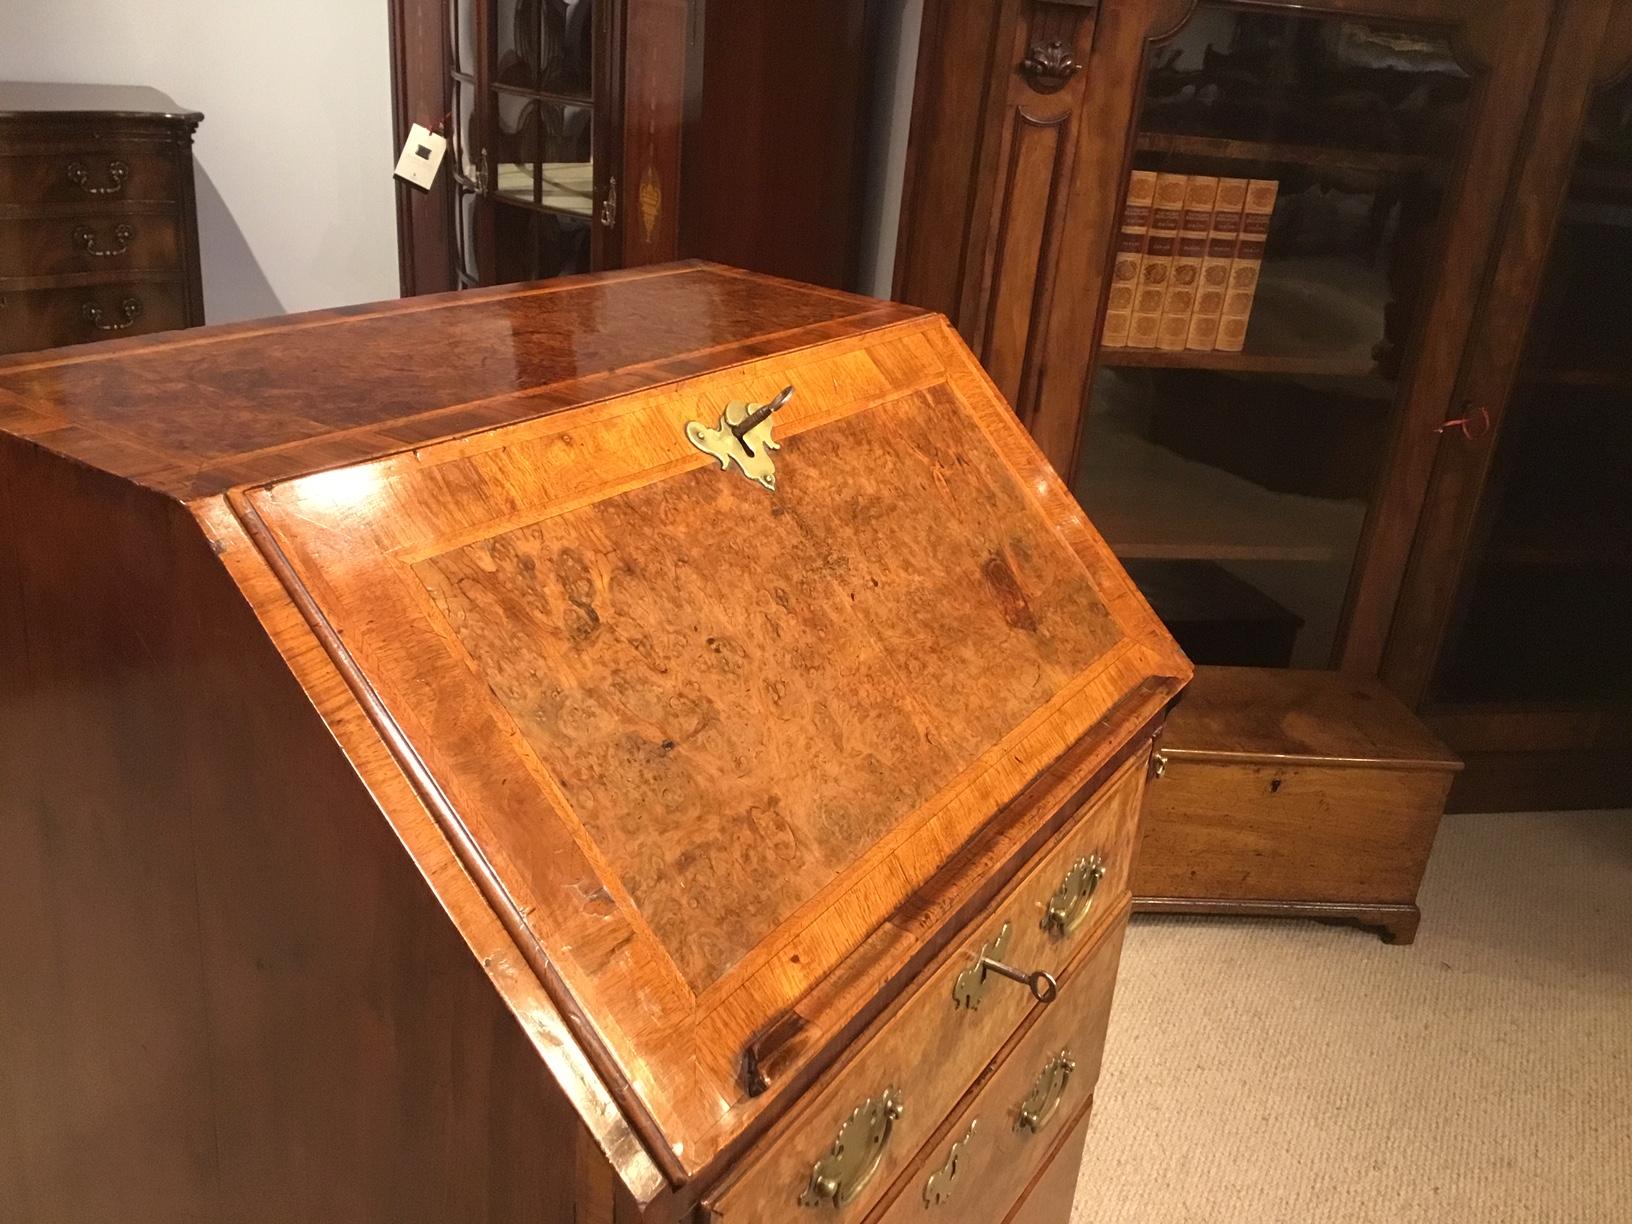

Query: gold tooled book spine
1128,172,1187,350
1101,170,1157,349
1215,177,1278,355
1187,177,1248,352
1158,175,1218,352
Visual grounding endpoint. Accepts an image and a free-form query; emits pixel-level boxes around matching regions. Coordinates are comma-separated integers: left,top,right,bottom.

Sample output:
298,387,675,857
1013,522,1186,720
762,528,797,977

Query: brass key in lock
975,956,1059,1004
952,921,1059,1009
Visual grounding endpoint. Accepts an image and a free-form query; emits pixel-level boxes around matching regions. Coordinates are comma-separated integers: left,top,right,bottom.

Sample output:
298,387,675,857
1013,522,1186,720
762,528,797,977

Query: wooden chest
0,263,1188,1222
1135,667,1461,944
0,82,204,355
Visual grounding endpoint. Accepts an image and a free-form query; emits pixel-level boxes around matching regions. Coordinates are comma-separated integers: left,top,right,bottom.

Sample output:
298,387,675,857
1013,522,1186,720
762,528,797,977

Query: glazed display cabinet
390,0,684,293
897,0,1566,938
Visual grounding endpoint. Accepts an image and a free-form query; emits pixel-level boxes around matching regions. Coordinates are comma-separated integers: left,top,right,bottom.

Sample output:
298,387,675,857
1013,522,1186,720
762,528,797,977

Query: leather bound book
1102,170,1157,349
1187,177,1248,352
1158,175,1218,352
1216,178,1278,354
1129,172,1187,349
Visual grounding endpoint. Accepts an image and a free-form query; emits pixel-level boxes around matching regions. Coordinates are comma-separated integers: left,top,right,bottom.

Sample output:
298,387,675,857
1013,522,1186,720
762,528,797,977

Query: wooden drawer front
874,910,1125,1223
1002,1102,1093,1224
1138,755,1454,906
0,213,183,277
0,282,188,355
708,752,1145,1222
0,146,180,207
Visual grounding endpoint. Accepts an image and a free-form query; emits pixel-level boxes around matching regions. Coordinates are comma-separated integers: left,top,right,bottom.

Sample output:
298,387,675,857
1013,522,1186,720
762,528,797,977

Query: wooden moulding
1133,665,1461,945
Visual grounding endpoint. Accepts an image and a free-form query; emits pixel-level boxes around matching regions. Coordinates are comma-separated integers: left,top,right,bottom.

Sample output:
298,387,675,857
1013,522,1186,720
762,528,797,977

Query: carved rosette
1019,39,1081,94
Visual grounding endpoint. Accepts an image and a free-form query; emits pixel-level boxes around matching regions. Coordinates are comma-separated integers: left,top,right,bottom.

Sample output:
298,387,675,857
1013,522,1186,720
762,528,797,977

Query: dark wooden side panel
974,3,1097,425
389,0,456,295
893,0,1017,317
680,0,873,288
619,0,688,267
0,437,610,1222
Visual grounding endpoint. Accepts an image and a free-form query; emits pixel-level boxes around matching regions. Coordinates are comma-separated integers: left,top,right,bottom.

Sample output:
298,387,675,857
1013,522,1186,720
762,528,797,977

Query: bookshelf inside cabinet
1079,3,1471,674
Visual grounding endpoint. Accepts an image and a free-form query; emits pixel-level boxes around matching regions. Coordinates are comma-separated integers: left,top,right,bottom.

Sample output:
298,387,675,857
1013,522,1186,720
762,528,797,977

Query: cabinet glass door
1430,73,1632,705
1071,5,1471,669
449,0,603,289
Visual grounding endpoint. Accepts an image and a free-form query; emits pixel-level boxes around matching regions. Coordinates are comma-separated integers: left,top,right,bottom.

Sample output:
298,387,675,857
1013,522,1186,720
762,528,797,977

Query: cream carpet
1073,810,1632,1223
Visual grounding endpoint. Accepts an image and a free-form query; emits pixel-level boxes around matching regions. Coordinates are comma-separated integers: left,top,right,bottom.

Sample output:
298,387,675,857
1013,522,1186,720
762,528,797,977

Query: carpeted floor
1072,810,1632,1223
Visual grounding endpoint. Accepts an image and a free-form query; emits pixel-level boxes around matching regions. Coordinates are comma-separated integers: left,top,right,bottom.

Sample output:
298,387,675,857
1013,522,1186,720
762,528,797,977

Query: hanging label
393,123,447,191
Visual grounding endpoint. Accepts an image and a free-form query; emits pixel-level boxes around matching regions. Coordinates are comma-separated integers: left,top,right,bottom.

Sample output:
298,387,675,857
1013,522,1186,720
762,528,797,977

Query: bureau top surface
0,262,924,499
0,81,201,120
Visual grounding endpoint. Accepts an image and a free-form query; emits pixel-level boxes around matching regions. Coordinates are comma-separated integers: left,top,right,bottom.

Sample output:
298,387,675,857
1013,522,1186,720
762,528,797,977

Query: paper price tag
394,123,447,191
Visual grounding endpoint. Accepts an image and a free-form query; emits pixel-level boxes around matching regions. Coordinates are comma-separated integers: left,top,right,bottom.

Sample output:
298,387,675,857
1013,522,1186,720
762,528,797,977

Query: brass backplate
1042,854,1105,940
922,1119,979,1207
1016,1049,1076,1134
798,1087,905,1208
686,398,782,490
952,922,1013,1010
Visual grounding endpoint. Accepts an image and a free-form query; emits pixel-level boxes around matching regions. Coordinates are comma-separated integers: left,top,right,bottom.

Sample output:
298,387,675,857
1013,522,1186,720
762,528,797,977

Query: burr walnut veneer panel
240,312,1179,1173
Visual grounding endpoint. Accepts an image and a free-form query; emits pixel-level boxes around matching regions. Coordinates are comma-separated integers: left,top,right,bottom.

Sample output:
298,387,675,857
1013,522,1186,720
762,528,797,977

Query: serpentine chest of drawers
0,264,1189,1223
0,82,203,355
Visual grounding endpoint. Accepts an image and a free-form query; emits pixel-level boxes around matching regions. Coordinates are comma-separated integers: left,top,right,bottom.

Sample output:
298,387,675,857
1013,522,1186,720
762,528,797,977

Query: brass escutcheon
1016,1049,1076,1134
685,385,794,490
798,1087,905,1209
922,1119,979,1208
953,922,1058,1009
1041,854,1105,940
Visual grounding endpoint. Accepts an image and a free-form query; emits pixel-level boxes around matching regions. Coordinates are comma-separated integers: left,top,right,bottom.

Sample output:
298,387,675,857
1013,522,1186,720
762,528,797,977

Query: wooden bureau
0,82,203,355
0,263,1188,1222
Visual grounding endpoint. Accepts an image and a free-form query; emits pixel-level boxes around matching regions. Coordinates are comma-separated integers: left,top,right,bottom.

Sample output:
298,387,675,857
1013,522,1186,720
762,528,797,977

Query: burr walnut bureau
0,82,204,356
0,263,1189,1223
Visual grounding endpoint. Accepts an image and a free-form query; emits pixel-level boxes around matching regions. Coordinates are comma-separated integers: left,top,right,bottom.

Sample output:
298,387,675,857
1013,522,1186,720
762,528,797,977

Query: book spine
1158,175,1218,352
1101,170,1157,349
1215,177,1278,354
1187,177,1248,352
1128,172,1187,349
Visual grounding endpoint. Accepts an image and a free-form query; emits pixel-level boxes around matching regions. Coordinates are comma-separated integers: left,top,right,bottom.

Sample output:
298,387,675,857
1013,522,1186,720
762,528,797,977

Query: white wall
857,0,923,299
0,1,401,323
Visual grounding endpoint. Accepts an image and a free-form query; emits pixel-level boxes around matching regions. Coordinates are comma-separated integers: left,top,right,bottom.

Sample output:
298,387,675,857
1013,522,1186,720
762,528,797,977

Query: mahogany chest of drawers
0,264,1189,1222
0,82,203,355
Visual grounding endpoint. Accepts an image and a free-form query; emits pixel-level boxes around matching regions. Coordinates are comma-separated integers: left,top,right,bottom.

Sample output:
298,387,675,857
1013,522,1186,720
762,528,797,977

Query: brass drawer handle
798,1088,905,1209
922,1119,978,1208
74,223,135,258
82,297,143,332
67,159,129,196
1016,1049,1076,1134
1042,854,1105,941
953,922,1059,1009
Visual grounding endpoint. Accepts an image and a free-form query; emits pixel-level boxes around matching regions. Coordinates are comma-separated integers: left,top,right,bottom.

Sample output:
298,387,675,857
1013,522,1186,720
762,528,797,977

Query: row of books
1102,172,1279,353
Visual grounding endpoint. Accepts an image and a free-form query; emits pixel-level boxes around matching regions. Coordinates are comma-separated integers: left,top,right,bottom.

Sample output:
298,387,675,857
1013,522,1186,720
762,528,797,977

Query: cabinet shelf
1521,364,1632,391
1134,131,1433,176
1100,255,1390,382
1073,421,1367,564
